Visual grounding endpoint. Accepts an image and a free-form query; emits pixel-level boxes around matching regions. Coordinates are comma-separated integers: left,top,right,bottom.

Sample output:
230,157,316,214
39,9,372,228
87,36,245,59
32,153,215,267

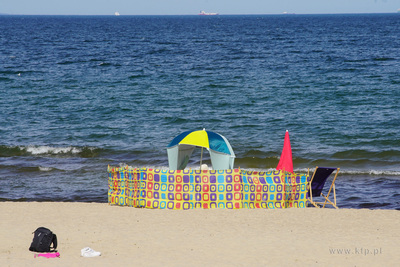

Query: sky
1,0,399,15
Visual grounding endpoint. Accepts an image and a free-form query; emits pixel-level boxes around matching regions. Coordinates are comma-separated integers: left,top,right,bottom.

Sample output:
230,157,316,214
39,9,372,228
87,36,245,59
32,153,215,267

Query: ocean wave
0,145,100,158
332,149,400,160
0,165,61,173
342,169,400,176
129,74,149,79
98,62,112,66
38,166,55,172
25,145,81,155
373,57,395,61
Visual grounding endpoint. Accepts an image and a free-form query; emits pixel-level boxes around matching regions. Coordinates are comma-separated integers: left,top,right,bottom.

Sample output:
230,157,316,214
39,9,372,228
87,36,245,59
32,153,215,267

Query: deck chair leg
310,201,320,208
321,169,339,209
307,167,318,208
333,183,336,206
307,194,321,208
321,194,338,209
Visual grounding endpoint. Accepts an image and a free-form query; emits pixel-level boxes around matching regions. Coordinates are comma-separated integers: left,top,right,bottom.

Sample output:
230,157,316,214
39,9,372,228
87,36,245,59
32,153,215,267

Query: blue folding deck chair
307,167,340,209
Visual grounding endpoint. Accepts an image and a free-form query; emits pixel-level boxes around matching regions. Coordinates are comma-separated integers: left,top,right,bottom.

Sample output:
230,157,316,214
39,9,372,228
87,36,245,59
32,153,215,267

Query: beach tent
167,129,235,170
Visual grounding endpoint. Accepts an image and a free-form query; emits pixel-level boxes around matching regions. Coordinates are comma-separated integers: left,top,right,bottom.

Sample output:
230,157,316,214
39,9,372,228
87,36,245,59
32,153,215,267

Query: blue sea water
0,14,399,209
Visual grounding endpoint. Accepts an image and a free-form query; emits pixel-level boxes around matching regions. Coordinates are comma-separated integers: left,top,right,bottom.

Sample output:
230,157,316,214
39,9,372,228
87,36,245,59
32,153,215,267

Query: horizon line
1,11,399,16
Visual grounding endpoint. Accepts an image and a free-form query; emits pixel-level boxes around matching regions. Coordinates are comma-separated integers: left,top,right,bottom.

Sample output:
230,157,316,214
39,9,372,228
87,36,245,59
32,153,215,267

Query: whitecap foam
23,145,82,155
366,170,400,176
39,166,53,171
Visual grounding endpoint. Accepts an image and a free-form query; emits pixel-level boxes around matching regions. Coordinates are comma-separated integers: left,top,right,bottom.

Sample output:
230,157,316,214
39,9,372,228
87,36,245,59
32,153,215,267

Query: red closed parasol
276,130,293,173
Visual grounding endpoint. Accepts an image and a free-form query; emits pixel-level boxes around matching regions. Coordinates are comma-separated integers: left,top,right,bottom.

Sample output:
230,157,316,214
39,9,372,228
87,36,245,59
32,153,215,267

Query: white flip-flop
81,247,101,257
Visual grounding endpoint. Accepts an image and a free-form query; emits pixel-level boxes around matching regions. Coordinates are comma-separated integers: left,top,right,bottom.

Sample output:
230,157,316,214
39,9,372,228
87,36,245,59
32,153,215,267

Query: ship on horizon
198,11,219,16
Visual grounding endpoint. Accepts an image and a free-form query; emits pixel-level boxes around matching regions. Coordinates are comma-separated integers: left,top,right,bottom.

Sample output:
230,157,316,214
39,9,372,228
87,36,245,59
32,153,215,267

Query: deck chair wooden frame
307,166,340,209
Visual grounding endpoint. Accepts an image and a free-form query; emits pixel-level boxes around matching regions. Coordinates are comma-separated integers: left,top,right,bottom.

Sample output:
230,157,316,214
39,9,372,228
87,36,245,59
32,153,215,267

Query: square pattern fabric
108,167,307,209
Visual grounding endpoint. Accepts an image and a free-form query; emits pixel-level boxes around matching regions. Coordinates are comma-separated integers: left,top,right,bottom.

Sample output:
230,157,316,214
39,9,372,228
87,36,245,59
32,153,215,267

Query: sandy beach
0,202,398,266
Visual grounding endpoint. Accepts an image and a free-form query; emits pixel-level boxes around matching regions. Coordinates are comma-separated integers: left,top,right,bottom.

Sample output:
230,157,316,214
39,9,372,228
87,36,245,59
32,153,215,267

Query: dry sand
0,202,399,266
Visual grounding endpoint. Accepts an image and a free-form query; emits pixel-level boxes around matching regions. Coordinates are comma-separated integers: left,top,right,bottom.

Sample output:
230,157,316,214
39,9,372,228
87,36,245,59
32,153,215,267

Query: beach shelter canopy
167,129,235,170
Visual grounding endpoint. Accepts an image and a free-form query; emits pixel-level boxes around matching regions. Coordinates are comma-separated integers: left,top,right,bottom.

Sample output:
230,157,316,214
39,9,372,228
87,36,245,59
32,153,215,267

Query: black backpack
29,227,58,252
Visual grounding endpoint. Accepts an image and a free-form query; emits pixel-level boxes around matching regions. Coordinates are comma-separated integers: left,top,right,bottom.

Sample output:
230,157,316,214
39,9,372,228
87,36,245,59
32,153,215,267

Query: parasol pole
200,147,203,170
200,128,205,170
